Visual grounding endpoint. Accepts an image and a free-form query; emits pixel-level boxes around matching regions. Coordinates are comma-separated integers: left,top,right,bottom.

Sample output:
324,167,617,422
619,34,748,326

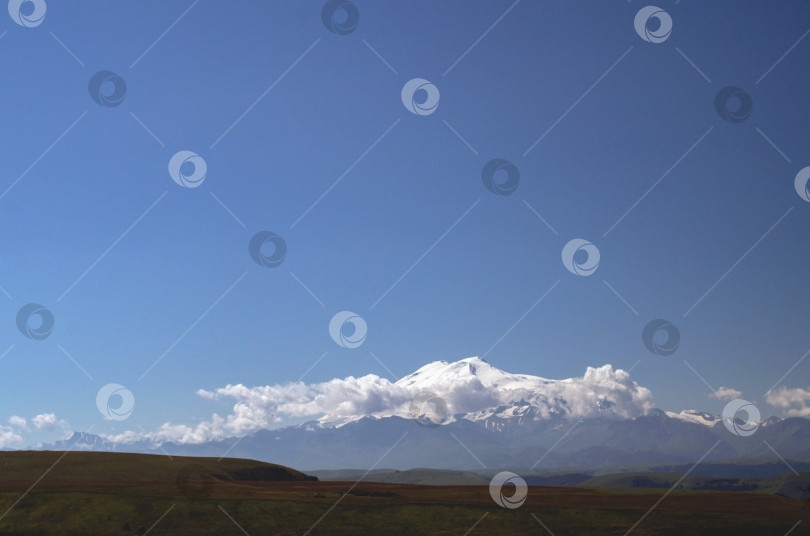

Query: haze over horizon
1,1,810,451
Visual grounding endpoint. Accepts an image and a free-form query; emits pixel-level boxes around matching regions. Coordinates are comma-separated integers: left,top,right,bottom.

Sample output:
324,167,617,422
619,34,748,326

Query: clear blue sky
1,0,810,444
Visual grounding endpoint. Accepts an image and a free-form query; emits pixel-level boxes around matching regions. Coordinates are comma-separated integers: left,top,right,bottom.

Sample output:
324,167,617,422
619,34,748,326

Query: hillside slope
0,450,316,485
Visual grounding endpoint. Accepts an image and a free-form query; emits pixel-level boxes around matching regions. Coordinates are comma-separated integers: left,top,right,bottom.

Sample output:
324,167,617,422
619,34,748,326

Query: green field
0,451,808,535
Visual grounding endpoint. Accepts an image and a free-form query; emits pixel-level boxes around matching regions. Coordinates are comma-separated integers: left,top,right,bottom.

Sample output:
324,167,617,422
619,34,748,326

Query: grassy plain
0,451,807,535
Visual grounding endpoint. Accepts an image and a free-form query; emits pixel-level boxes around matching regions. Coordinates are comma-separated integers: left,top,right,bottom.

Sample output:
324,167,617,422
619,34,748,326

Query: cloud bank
105,359,654,445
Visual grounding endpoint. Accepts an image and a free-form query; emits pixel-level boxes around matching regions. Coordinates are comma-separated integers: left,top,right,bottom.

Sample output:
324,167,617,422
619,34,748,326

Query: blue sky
1,0,810,445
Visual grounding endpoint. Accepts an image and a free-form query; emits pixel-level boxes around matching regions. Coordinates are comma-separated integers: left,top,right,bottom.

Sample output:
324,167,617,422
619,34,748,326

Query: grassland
0,451,807,535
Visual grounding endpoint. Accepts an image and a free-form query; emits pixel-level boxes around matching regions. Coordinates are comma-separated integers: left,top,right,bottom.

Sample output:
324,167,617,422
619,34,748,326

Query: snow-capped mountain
280,356,654,430
31,357,808,471
665,410,723,427
391,356,653,430
396,357,563,430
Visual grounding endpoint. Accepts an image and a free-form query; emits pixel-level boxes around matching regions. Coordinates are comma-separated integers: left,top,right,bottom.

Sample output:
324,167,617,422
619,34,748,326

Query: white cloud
8,416,27,429
710,387,743,401
104,359,655,446
0,425,23,448
32,413,69,431
765,387,810,417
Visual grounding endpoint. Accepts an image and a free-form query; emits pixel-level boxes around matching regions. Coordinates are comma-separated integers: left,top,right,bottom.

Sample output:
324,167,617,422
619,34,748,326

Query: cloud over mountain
765,386,810,417
105,357,654,445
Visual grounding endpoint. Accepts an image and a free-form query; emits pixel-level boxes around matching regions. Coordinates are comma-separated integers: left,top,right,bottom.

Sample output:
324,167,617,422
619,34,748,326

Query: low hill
0,450,316,485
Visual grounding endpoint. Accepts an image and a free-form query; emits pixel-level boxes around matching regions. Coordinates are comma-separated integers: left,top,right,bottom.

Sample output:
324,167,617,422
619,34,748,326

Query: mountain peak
450,356,492,375
395,356,514,389
458,356,488,364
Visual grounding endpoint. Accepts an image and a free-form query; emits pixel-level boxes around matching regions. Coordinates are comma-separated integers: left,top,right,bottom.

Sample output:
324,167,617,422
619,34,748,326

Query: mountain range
34,357,810,473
